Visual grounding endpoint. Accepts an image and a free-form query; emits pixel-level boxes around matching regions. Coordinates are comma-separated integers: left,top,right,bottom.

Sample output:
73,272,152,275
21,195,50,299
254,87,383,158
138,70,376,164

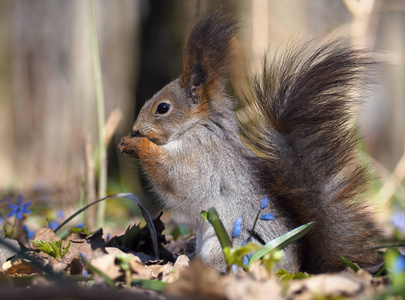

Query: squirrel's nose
130,130,141,138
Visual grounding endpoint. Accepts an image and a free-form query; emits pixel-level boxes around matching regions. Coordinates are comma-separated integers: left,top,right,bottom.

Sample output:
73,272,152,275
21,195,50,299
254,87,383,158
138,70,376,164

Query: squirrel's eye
156,102,171,114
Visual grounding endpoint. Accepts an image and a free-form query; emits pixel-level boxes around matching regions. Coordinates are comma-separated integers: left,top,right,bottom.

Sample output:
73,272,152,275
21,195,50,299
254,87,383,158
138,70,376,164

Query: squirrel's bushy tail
240,41,382,273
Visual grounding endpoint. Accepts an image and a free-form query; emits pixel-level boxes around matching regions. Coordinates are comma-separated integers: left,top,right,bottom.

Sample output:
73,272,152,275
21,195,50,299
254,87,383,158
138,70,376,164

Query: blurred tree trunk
0,0,140,206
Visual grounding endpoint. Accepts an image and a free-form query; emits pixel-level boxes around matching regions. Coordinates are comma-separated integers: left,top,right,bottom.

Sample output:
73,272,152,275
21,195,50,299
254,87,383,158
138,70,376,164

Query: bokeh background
0,0,404,230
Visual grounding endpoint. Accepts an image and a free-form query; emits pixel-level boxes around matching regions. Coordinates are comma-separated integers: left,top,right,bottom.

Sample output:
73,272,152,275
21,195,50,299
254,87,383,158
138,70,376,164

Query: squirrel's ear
181,11,237,103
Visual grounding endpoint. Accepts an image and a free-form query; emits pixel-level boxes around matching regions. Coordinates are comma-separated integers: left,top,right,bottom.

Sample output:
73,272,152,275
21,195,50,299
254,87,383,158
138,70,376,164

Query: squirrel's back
240,41,382,273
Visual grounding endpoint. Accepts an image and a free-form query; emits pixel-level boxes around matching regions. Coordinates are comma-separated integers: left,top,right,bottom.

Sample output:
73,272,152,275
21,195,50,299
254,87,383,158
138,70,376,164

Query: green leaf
132,279,168,292
69,227,89,235
233,243,261,258
200,210,208,222
62,240,71,258
206,208,232,249
32,240,58,259
277,269,311,283
223,243,262,269
116,253,132,271
249,222,315,266
341,256,359,272
32,239,70,259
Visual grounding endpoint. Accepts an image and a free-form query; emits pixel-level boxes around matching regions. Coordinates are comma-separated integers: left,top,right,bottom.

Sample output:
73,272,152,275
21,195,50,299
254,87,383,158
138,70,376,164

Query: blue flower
76,223,85,228
242,255,250,266
23,225,35,239
48,220,59,231
391,211,405,233
260,213,274,221
231,263,238,274
8,195,31,220
232,217,242,238
260,197,269,209
392,254,405,275
57,210,65,220
242,237,252,246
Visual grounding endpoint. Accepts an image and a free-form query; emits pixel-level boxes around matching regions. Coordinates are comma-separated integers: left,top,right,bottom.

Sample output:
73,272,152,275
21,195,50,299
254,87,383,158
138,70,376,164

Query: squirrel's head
132,11,237,145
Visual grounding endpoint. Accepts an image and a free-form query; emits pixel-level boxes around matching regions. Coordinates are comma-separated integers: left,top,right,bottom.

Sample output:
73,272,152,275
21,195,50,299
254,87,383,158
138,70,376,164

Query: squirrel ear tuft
181,10,237,102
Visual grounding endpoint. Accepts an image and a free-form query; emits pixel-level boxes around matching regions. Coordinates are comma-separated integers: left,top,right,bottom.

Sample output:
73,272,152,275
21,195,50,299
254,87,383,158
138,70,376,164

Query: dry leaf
130,260,174,281
0,237,20,267
90,253,121,280
287,271,386,299
4,258,41,276
105,246,142,263
173,255,191,270
164,260,225,299
222,274,283,300
31,228,60,245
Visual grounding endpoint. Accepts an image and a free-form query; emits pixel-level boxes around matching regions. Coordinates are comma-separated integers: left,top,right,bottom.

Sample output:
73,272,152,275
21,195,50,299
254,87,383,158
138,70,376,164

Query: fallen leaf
90,253,121,280
173,255,191,270
287,270,387,299
31,228,60,245
222,274,283,300
4,258,41,276
130,260,174,281
164,260,225,299
105,247,142,264
0,237,20,267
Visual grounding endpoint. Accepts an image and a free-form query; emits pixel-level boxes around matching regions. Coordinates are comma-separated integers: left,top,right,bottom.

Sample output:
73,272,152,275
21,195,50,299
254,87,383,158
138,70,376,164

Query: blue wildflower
48,220,59,231
393,254,405,275
23,225,35,239
242,255,250,266
260,197,269,209
57,210,65,220
231,263,238,274
232,217,242,238
242,237,253,246
391,211,405,233
76,223,85,228
8,195,31,220
260,213,274,221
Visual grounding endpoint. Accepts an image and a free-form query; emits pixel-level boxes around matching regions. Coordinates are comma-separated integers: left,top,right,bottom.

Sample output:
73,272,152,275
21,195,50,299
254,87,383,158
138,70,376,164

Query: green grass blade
81,255,116,288
206,207,232,249
88,0,107,228
132,279,168,292
249,221,315,266
341,256,359,272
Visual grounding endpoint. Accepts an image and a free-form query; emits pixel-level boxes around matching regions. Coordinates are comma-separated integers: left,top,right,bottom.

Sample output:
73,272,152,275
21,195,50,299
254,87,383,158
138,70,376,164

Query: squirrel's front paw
119,136,142,159
119,135,157,159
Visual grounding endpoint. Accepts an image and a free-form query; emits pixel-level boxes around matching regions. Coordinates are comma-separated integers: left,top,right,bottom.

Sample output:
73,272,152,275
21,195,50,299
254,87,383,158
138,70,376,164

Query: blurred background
0,0,404,230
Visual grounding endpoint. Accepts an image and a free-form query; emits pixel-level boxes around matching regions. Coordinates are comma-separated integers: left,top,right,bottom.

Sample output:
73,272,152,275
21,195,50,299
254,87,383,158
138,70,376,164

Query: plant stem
248,209,261,241
88,0,107,228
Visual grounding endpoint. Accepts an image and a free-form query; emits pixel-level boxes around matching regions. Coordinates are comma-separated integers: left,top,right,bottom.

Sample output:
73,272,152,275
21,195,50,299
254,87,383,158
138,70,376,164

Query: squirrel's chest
150,137,257,213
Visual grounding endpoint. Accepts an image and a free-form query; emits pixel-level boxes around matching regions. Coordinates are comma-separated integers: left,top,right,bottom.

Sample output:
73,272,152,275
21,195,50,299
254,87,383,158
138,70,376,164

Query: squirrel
119,11,382,274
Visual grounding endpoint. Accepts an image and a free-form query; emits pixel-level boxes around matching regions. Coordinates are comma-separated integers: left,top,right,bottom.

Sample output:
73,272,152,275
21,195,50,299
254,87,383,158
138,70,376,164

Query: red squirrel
119,11,382,273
